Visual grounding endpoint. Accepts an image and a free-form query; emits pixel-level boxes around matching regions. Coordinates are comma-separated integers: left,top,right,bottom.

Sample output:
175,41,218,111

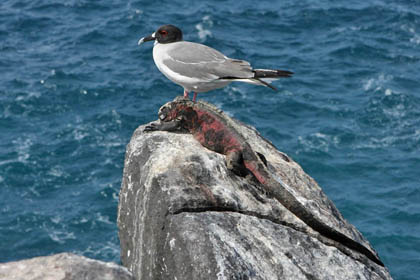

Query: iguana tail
243,160,384,267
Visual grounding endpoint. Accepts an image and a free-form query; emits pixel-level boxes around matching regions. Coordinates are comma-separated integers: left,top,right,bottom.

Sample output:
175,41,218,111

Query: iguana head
158,97,195,122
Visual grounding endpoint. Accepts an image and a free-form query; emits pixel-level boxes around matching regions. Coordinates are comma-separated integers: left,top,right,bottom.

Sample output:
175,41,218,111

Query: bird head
138,24,183,45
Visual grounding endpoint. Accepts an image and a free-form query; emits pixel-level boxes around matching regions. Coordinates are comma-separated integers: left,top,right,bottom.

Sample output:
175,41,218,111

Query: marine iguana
144,97,384,267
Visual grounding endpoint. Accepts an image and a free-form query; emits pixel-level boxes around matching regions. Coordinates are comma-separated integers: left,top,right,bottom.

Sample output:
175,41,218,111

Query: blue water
1,0,419,279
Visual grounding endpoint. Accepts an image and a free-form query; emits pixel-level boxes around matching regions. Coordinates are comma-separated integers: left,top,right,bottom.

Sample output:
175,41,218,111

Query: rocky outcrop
0,253,134,280
117,105,392,280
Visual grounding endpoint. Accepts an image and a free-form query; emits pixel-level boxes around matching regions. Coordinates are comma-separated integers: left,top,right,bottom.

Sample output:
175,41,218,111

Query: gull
138,24,293,101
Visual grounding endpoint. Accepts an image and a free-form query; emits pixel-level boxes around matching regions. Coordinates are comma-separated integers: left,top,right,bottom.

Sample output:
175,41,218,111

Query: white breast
152,42,202,90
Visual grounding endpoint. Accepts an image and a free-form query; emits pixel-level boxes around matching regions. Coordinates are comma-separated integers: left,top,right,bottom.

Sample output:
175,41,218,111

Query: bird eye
160,30,168,36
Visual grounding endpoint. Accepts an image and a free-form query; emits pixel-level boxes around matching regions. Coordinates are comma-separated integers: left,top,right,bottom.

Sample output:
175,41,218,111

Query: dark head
158,97,193,122
138,24,183,45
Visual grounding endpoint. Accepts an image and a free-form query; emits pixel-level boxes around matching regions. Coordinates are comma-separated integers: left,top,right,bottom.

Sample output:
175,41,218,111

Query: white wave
334,25,362,33
297,132,340,153
95,212,113,225
73,128,89,141
15,91,41,101
75,241,120,261
196,24,212,41
362,73,394,95
410,34,420,45
195,15,213,42
223,85,246,100
49,230,76,244
355,135,398,149
47,165,67,178
15,137,32,163
28,186,41,197
355,125,420,149
72,217,89,225
383,103,406,118
111,109,122,125
0,137,33,166
128,8,143,20
51,216,62,224
401,24,420,45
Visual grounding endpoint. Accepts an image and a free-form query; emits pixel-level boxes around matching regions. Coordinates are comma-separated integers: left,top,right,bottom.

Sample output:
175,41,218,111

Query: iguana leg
226,150,267,202
144,120,182,132
226,150,249,177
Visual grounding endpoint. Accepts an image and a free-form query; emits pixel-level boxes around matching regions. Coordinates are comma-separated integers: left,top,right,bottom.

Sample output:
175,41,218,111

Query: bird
138,24,293,102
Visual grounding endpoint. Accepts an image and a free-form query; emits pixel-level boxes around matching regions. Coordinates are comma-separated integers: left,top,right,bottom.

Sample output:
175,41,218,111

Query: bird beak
138,32,156,46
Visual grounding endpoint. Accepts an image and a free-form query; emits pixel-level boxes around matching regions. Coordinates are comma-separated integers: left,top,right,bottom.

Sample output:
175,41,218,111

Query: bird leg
184,90,198,102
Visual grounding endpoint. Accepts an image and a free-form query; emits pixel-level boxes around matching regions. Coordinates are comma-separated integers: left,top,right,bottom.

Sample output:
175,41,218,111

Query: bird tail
219,68,293,91
240,69,294,91
253,69,294,79
239,78,279,91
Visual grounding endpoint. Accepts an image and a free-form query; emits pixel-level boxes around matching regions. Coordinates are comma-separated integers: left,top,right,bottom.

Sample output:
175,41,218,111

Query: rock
117,102,392,280
0,253,134,280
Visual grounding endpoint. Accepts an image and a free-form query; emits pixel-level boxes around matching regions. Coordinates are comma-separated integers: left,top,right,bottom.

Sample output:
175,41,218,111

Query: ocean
1,1,419,279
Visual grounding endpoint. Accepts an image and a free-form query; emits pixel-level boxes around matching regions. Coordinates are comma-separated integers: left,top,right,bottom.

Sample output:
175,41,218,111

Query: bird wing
163,41,254,80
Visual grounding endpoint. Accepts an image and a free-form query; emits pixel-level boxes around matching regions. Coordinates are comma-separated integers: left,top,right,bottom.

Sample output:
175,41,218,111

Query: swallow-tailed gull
138,24,293,101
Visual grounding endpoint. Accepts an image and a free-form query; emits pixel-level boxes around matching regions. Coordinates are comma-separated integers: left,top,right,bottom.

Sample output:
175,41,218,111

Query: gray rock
118,112,392,280
0,253,134,280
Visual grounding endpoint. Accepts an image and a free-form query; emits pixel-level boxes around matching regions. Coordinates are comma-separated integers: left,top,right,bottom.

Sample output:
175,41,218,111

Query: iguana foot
144,120,183,132
144,122,161,132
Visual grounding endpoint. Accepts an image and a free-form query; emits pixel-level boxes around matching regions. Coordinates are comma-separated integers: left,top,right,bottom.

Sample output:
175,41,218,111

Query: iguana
144,96,384,267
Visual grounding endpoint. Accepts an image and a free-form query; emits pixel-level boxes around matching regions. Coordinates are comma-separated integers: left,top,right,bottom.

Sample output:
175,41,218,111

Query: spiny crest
161,96,238,128
197,100,223,114
195,100,243,132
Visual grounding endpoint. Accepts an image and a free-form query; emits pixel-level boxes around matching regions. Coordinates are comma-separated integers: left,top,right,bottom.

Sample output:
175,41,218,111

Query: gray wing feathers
165,42,253,80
